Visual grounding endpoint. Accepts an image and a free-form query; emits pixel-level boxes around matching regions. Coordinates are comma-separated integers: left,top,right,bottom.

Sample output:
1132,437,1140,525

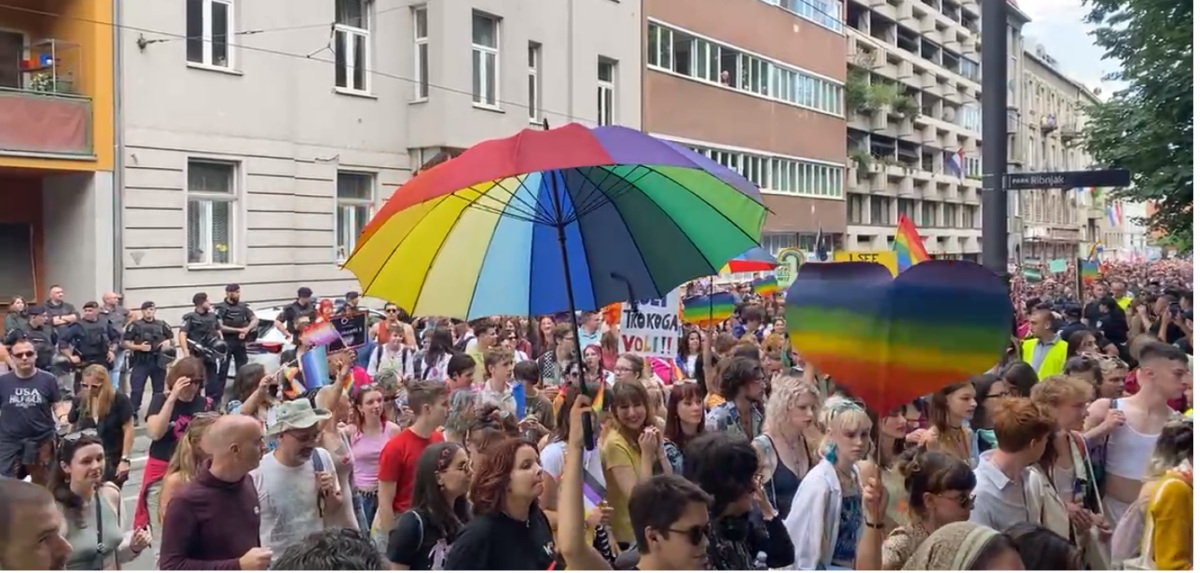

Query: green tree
1082,0,1192,239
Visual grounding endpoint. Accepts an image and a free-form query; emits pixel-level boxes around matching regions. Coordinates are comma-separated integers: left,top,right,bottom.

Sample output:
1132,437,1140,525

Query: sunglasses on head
61,429,99,443
666,524,711,546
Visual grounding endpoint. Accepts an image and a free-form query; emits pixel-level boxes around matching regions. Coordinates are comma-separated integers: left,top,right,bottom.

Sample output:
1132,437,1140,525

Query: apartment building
643,0,848,260
118,0,641,323
841,0,1027,262
1013,43,1104,262
0,0,116,308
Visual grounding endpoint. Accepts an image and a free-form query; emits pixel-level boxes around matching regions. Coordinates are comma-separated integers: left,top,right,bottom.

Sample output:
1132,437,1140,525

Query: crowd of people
0,257,1191,570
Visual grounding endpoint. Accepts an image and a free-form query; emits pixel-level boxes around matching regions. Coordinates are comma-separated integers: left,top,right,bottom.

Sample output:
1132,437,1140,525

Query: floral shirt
705,401,763,442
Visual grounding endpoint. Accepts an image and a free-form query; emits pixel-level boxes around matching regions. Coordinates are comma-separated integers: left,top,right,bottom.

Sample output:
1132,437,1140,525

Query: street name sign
1004,169,1131,190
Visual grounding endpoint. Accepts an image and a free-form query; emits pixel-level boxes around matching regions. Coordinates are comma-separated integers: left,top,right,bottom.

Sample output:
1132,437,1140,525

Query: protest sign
327,313,368,351
833,250,899,276
619,292,681,358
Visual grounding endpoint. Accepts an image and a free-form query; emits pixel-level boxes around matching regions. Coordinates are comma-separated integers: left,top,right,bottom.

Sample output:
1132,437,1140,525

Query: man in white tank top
1083,341,1189,522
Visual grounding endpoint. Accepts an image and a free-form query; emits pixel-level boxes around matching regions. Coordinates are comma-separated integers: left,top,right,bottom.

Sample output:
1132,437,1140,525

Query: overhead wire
0,1,593,122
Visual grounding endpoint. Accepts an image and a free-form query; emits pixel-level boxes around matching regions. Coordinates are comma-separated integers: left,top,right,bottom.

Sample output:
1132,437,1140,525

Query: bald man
160,415,272,570
100,292,131,390
0,478,72,569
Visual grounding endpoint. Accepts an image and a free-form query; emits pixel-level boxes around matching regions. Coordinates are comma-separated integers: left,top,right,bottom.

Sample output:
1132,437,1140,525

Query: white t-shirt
251,447,340,561
540,440,606,512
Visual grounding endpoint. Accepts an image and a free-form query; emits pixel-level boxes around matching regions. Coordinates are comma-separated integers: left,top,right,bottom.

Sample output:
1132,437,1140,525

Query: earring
824,443,838,464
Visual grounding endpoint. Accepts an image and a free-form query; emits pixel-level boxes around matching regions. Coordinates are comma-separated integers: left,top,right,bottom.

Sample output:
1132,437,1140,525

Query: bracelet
865,521,886,530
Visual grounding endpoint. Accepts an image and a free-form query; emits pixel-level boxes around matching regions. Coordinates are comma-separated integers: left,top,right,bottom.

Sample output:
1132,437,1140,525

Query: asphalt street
120,432,156,570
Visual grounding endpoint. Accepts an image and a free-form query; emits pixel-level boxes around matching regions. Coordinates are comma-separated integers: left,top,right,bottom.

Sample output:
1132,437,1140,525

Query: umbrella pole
549,171,595,450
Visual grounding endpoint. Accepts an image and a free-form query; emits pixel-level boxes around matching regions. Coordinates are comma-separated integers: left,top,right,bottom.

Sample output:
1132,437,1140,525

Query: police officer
178,292,224,403
215,283,257,384
58,301,121,393
274,286,316,341
4,306,57,371
124,301,173,423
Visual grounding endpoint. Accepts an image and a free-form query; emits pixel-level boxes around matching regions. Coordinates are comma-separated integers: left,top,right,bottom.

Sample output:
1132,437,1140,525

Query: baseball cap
141,301,156,311
82,301,99,309
225,283,240,293
265,399,331,436
27,305,45,316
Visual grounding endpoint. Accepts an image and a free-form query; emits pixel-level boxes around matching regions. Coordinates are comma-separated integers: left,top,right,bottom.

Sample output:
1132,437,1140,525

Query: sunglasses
666,524,711,546
385,308,398,314
61,429,99,443
12,351,35,359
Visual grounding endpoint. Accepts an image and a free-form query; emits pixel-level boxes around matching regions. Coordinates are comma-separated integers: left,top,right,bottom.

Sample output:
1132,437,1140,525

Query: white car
242,303,387,376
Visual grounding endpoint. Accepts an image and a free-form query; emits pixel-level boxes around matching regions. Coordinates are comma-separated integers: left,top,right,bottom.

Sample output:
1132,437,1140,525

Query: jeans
356,490,379,533
108,350,127,390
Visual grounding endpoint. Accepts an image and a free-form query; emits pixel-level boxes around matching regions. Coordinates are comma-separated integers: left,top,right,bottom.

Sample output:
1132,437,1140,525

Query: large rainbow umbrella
343,124,768,320
721,246,779,273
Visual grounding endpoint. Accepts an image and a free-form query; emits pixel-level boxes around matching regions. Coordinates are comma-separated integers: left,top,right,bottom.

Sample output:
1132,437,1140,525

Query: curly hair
682,432,757,515
992,397,1055,453
468,438,540,516
465,403,519,459
717,356,760,400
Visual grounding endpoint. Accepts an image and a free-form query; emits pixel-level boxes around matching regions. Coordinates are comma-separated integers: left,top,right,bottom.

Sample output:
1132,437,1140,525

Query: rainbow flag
1080,260,1100,285
591,382,605,414
281,366,304,399
753,275,778,297
681,292,736,327
893,213,930,272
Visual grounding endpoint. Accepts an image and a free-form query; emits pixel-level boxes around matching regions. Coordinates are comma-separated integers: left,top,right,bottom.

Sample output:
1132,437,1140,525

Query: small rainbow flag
591,382,605,414
281,366,304,399
681,292,736,327
1080,260,1100,285
893,213,930,272
753,275,779,297
301,319,340,347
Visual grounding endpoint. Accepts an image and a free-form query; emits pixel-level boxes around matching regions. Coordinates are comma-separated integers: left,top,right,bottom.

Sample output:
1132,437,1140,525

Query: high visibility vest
1022,338,1068,381
1116,295,1133,311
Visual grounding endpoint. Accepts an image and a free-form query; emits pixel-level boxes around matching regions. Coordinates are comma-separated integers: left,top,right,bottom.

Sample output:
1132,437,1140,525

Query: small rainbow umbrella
344,123,767,322
721,246,779,273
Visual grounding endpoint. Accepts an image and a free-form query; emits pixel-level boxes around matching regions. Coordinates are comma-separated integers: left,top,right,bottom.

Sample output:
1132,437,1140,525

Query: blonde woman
68,364,134,486
156,412,218,523
1112,421,1193,569
752,375,817,520
784,396,873,570
1029,375,1109,569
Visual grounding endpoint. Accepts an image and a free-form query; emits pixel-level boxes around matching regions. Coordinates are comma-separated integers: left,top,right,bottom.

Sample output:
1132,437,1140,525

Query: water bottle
753,550,768,570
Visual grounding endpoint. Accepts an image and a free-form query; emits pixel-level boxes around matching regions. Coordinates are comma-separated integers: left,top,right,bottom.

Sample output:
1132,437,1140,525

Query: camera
187,335,229,364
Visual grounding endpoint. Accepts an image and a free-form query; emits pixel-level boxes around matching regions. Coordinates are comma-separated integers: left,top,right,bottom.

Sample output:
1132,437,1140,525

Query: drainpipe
111,0,124,293
566,0,574,123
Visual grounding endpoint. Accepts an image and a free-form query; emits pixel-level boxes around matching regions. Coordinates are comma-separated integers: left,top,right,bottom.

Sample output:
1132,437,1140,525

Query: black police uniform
277,301,316,339
180,308,224,402
59,317,121,390
215,298,255,383
5,320,57,371
124,316,173,417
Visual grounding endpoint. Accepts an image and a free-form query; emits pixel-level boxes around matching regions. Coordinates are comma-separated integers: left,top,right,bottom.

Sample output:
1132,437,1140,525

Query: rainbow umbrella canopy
344,124,768,319
721,246,780,273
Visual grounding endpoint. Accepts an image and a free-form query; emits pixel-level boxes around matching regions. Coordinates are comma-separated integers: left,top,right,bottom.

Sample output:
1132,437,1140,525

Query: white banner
618,292,681,358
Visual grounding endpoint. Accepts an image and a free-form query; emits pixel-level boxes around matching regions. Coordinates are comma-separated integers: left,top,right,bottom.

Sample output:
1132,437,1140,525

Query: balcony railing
0,88,93,157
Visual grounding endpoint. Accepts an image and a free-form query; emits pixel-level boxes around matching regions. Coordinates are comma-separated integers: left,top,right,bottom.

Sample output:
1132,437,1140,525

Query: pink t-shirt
350,422,401,490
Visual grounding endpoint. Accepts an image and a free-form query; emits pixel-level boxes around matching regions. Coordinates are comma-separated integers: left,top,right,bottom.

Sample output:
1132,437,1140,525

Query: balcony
1040,114,1058,133
0,88,92,157
1060,122,1081,141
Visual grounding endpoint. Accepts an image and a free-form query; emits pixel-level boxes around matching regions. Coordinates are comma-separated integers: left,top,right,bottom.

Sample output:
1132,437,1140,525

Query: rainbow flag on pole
681,292,736,327
753,275,778,297
1080,260,1100,285
892,213,930,272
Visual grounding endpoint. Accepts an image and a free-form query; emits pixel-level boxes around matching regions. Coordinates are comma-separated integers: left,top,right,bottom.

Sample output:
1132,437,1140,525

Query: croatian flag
1108,202,1123,227
945,148,965,178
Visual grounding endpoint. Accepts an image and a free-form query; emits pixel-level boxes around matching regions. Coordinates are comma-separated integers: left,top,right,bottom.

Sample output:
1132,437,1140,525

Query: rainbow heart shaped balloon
785,260,1011,414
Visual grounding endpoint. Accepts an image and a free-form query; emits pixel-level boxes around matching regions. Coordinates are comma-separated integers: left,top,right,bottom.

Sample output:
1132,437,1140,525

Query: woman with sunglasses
856,449,976,570
68,364,134,487
386,442,472,570
49,433,151,570
500,327,530,363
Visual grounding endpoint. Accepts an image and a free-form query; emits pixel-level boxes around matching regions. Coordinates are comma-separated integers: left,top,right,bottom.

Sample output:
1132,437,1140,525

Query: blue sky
1019,0,1123,96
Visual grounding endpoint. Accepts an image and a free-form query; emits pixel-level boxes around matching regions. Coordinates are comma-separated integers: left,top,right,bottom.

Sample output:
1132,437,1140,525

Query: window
336,172,375,262
413,6,428,99
597,59,615,126
645,22,843,116
187,161,237,266
186,0,232,68
760,0,844,32
960,104,982,133
472,12,499,107
922,201,937,227
335,0,369,92
528,43,540,122
682,141,844,199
